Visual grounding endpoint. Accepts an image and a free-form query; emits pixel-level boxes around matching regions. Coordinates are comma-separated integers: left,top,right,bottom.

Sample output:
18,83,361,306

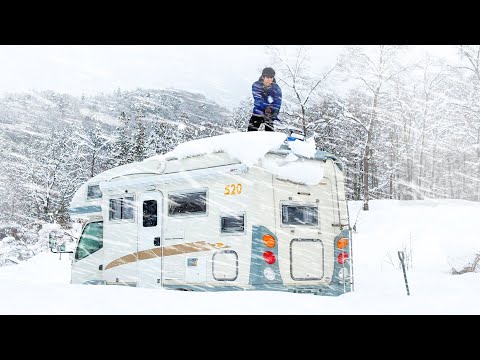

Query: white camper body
68,132,353,295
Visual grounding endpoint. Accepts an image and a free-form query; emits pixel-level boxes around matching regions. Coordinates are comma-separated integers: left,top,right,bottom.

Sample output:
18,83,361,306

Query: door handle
154,237,161,246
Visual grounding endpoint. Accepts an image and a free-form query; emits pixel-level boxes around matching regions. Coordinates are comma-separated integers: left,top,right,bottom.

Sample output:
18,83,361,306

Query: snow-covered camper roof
82,132,339,185
147,131,338,165
69,132,342,218
139,132,340,186
83,132,341,190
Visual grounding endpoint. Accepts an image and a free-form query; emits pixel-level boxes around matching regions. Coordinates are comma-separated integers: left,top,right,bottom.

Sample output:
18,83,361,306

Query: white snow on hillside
1,199,479,314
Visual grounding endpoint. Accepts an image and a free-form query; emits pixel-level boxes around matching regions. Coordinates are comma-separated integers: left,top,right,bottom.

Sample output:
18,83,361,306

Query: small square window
87,185,102,200
221,214,245,234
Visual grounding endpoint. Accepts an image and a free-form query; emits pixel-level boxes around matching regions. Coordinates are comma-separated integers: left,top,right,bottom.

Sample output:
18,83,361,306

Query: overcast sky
0,45,458,109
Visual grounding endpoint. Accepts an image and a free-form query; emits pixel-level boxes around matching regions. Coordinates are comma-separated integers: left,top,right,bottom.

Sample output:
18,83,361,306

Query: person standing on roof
247,67,282,132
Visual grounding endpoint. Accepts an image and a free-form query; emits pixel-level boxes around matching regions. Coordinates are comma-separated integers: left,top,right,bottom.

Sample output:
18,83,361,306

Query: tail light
337,237,348,249
263,251,276,264
337,252,348,264
263,234,276,248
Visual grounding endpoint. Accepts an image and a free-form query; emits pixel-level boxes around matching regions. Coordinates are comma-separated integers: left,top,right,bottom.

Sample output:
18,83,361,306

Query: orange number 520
224,184,243,195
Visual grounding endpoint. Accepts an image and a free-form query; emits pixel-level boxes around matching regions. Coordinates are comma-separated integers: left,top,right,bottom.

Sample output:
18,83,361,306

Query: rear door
273,172,336,284
280,201,325,281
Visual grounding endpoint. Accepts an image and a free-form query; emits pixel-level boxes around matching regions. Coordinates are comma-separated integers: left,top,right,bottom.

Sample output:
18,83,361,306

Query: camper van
65,131,353,296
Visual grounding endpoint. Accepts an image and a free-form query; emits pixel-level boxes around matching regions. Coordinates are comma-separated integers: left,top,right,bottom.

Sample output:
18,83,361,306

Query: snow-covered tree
339,45,408,210
111,111,134,166
266,45,337,137
132,115,146,162
228,98,252,132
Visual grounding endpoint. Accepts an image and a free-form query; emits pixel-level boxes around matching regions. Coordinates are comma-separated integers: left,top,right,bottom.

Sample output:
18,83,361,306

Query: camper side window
221,214,245,234
168,191,207,216
87,184,102,200
109,196,135,221
75,221,103,261
281,204,319,226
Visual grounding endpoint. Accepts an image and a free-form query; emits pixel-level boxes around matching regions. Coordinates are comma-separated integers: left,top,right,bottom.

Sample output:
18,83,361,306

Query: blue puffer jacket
252,78,282,119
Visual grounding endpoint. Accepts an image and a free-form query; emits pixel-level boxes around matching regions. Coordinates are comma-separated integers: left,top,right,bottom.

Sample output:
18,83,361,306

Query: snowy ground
1,199,479,314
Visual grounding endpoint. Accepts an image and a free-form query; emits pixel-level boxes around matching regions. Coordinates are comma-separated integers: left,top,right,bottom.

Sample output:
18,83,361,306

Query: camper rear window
281,204,319,226
168,191,207,216
109,196,135,221
87,184,102,200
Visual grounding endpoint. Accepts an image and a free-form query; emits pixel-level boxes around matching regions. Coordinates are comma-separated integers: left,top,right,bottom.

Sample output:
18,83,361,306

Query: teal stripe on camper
69,205,102,215
248,225,283,286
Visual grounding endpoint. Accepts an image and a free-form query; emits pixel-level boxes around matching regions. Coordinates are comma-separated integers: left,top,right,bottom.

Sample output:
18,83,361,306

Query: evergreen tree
111,111,134,166
133,115,146,162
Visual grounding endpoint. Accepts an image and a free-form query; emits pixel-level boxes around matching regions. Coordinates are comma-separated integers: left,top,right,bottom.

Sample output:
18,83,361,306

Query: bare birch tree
265,45,337,138
339,45,407,210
